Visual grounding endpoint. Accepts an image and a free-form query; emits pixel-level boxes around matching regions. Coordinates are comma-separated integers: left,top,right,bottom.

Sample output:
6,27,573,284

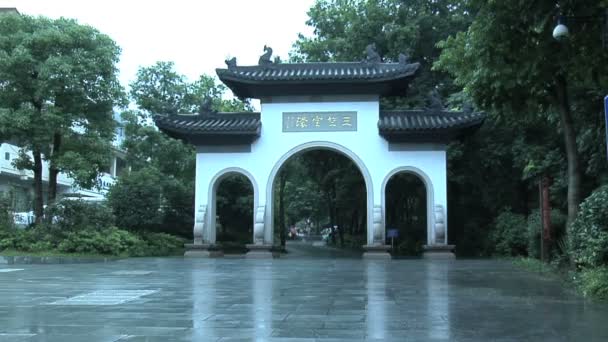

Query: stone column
422,169,455,259
246,205,273,258
185,203,223,257
363,205,391,259
185,156,222,257
193,204,207,245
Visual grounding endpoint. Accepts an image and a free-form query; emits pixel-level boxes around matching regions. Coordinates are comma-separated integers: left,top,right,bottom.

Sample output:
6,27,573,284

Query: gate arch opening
266,141,374,246
207,168,258,246
382,167,435,249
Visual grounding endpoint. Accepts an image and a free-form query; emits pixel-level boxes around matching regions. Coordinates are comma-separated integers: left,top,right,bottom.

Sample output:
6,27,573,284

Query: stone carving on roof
365,43,382,63
225,57,237,70
462,101,474,114
258,45,273,66
198,97,216,114
427,89,444,110
398,53,409,64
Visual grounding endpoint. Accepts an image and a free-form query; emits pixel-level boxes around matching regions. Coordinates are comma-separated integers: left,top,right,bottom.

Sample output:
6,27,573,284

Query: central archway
265,141,374,245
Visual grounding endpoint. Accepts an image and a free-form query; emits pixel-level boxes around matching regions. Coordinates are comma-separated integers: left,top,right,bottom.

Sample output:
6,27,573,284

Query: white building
156,46,484,258
0,124,127,212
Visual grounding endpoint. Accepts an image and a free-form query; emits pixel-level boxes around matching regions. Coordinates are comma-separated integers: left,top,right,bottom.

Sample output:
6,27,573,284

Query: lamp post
552,10,608,161
552,9,608,46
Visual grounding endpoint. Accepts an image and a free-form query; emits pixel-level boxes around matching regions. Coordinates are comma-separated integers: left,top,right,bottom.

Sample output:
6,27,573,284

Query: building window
4,152,9,160
115,157,127,177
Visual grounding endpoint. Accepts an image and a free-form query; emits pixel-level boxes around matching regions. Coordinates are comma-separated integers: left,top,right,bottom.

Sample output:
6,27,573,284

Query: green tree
435,0,608,225
107,167,163,231
130,61,252,116
117,62,252,236
0,14,125,222
292,0,472,107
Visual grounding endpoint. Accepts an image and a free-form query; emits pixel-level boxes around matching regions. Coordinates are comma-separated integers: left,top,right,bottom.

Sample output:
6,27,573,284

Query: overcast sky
1,0,317,93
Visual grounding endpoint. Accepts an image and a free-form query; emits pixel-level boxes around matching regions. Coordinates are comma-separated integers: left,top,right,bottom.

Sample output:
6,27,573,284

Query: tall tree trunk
541,176,552,260
32,149,44,225
332,183,344,247
555,75,581,226
325,189,336,244
48,132,61,206
278,172,286,247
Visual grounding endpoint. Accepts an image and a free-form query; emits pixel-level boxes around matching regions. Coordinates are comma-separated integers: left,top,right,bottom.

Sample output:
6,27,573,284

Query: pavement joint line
0,268,24,272
48,289,159,306
110,270,154,276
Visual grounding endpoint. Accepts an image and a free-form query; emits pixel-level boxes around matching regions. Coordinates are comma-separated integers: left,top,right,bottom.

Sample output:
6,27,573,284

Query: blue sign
605,96,608,160
387,229,399,238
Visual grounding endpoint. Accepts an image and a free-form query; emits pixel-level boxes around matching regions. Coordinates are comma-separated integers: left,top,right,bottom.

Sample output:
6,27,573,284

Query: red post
541,176,552,260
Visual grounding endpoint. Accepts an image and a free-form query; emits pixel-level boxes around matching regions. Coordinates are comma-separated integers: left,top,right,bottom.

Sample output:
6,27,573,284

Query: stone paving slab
0,258,607,341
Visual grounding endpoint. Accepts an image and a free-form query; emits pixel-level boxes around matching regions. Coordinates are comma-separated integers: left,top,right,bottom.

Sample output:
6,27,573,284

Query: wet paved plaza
1,257,607,341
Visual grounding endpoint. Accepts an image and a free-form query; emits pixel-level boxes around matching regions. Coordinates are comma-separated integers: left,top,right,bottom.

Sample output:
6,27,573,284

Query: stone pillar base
184,243,224,258
362,244,392,259
246,244,274,259
422,244,455,259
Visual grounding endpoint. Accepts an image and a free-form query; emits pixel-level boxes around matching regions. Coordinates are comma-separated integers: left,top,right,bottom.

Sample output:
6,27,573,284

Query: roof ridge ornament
198,97,217,115
225,57,237,70
462,101,474,114
427,89,444,111
258,45,273,66
365,43,382,64
398,53,409,64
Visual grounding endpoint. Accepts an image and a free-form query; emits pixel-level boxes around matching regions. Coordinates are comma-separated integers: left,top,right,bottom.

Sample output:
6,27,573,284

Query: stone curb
0,255,120,265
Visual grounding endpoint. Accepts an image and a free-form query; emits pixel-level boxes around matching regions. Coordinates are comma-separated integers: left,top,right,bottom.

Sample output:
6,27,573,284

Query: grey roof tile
154,112,261,135
378,110,485,132
378,110,485,142
216,61,420,98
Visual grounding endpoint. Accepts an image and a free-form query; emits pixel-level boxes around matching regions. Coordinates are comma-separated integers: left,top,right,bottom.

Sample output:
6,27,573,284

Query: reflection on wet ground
0,257,607,341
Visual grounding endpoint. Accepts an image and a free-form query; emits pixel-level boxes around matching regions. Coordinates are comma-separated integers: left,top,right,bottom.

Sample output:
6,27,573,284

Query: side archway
206,167,259,244
265,141,374,245
381,166,435,246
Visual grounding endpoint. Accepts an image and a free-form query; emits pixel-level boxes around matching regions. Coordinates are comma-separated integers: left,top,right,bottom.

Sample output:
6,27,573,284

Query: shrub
139,232,185,256
57,227,144,256
526,209,567,259
491,209,527,256
46,200,115,232
217,230,250,244
578,267,608,300
568,185,608,267
9,229,39,251
0,193,13,231
343,233,366,249
107,167,163,231
397,238,424,256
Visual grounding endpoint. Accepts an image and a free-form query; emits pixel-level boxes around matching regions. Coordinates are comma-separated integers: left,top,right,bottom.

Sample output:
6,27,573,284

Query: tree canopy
291,0,608,257
434,0,608,225
129,61,252,116
0,13,125,222
292,0,472,107
107,62,253,237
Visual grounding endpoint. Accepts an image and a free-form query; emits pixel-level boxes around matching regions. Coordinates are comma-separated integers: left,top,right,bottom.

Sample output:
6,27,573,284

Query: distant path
285,240,361,258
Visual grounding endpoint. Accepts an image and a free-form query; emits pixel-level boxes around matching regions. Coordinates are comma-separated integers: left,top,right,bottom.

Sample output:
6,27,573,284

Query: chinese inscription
283,111,357,132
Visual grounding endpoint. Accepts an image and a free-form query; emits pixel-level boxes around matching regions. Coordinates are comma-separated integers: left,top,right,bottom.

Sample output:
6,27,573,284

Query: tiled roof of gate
217,62,419,82
379,110,485,132
154,112,261,135
216,62,420,98
378,110,485,142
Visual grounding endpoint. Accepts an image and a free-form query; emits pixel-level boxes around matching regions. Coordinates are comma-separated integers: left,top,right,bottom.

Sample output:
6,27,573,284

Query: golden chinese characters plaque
282,111,357,132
